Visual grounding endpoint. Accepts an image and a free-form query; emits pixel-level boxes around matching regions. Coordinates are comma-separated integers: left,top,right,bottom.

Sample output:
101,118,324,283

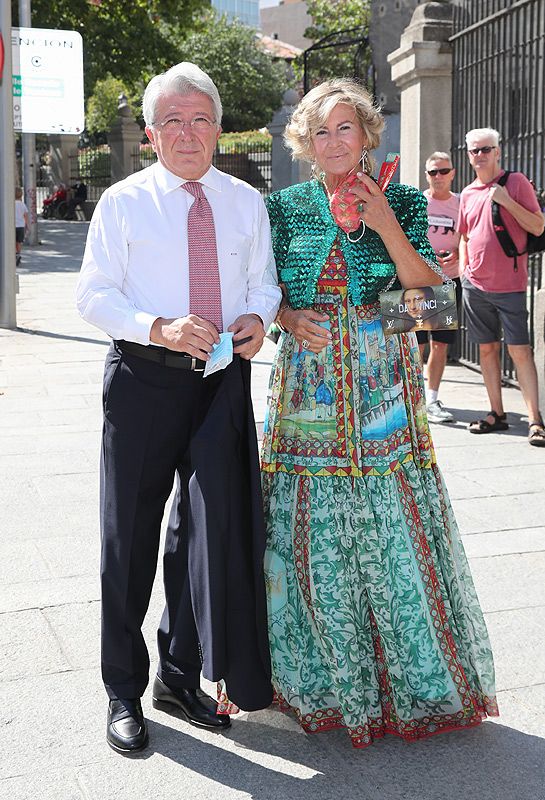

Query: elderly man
458,127,545,445
77,62,281,753
420,151,461,424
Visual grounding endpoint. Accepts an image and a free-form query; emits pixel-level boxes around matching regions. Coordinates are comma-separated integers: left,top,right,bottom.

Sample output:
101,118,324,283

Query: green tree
298,0,371,87
172,12,286,132
11,0,207,96
85,74,142,136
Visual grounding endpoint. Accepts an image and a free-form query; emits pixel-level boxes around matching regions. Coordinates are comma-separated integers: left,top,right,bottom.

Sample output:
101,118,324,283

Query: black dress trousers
100,343,272,710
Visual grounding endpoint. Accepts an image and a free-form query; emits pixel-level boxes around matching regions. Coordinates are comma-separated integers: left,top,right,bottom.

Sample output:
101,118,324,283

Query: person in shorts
458,127,545,446
419,152,461,423
15,186,29,267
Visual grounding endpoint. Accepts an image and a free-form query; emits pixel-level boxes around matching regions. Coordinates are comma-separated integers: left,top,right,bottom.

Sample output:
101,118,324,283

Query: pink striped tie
183,181,223,332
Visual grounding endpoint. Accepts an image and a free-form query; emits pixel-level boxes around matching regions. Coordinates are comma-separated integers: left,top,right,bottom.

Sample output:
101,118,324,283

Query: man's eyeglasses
153,116,217,135
468,146,496,156
426,168,453,176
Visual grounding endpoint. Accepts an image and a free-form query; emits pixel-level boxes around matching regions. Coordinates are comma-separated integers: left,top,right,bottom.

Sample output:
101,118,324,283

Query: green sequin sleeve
391,184,438,267
265,192,290,277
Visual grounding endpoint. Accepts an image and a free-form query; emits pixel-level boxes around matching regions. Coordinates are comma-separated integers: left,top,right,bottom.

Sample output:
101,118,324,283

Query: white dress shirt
76,162,281,344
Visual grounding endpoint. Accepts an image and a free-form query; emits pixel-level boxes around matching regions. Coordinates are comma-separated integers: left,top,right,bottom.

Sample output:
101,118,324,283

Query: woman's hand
281,308,331,354
350,172,398,236
350,172,442,287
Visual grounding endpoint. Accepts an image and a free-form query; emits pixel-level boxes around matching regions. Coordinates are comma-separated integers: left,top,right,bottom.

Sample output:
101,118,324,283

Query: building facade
260,0,312,50
212,0,260,27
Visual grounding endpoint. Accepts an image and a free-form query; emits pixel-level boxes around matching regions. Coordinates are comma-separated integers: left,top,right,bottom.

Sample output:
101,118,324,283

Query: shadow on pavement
138,713,545,800
15,326,108,347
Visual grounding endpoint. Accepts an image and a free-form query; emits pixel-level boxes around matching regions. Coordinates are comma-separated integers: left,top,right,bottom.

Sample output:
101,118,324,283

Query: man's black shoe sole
106,733,149,755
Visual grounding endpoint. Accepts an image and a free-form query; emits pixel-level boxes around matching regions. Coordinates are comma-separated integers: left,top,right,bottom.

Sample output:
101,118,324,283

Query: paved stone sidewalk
1,221,544,800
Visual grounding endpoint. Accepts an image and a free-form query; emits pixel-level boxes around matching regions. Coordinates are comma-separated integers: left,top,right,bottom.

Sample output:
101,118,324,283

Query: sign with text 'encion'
11,27,84,134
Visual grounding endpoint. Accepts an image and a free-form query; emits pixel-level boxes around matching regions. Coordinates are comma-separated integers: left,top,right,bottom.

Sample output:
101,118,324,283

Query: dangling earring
311,160,325,183
360,148,369,174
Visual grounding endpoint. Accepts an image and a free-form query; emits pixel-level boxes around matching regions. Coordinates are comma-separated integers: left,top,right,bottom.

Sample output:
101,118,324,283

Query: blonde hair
465,127,500,147
425,151,453,169
284,78,384,173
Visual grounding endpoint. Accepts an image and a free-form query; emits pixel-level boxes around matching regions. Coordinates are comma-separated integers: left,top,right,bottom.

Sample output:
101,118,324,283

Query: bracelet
276,303,290,333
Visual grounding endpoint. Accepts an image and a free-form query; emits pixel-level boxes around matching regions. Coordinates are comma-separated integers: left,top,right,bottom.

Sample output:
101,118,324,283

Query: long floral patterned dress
261,241,498,749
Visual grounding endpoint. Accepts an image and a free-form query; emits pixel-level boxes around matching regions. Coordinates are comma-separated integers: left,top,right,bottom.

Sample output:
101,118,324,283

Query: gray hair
465,127,500,147
425,151,453,169
142,62,222,127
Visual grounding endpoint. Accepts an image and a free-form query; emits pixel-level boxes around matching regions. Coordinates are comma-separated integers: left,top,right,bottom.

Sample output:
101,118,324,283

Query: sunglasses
468,146,496,155
427,168,453,176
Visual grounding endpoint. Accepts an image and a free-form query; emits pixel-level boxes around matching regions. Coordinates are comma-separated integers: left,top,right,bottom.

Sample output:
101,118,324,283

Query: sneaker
426,400,454,424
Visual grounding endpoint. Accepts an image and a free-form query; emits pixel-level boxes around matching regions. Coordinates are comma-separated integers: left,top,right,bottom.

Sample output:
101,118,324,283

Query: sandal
528,419,545,447
468,410,509,434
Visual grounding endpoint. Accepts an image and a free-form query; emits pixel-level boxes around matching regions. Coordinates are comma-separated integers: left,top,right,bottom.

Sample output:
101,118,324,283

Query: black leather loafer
107,698,149,753
152,676,231,730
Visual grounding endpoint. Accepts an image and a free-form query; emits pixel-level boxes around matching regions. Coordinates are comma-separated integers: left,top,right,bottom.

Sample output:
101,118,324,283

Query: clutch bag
380,283,458,335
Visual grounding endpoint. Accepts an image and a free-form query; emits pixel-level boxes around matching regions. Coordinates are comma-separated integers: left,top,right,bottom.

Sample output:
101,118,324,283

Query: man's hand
228,314,266,360
488,183,544,236
150,315,219,359
488,183,511,207
438,250,459,271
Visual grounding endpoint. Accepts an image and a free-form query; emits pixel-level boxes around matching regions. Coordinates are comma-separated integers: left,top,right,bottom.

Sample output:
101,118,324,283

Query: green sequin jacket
266,179,437,308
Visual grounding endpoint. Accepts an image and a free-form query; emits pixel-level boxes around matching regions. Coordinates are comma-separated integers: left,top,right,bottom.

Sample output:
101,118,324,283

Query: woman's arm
267,196,331,354
351,173,442,287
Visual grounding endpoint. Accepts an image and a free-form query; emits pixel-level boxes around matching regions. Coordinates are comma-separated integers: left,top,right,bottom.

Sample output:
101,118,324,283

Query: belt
115,340,206,371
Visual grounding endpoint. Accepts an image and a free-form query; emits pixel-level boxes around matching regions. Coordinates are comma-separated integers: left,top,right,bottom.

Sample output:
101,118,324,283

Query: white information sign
11,27,84,134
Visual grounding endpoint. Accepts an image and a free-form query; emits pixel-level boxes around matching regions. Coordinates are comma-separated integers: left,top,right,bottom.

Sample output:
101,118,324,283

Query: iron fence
131,145,157,173
69,148,112,203
131,141,273,197
302,27,373,95
213,144,272,197
451,0,545,382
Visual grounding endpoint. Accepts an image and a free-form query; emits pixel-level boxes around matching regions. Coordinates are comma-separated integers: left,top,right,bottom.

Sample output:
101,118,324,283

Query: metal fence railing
131,141,273,197
451,0,545,383
131,145,157,173
213,144,272,197
69,148,112,203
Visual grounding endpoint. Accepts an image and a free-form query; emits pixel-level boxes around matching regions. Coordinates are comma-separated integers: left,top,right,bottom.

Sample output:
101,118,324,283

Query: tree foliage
85,74,142,136
298,0,372,88
12,3,287,134
11,0,207,95
172,12,286,132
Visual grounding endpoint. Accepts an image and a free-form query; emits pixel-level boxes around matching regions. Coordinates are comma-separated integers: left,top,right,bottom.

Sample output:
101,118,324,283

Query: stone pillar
388,1,454,190
268,89,307,192
108,94,143,183
48,134,79,188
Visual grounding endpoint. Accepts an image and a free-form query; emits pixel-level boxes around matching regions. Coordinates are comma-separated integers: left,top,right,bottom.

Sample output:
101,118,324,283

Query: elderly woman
261,79,498,749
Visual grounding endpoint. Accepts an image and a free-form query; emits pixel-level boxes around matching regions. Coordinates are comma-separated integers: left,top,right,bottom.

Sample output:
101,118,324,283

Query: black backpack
491,171,545,270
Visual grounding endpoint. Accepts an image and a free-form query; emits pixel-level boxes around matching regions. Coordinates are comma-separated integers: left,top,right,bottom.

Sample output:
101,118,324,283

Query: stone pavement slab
1,221,544,799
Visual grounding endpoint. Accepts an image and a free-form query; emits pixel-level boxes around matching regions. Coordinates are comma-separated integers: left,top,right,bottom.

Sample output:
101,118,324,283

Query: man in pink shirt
458,127,545,446
420,151,461,424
